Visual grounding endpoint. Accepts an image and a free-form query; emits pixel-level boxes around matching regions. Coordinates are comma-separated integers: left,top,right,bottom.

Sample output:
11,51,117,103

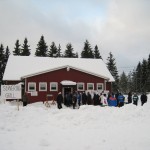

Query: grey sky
0,0,150,74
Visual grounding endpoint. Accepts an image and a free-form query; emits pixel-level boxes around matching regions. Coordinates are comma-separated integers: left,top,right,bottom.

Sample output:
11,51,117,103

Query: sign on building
1,84,22,99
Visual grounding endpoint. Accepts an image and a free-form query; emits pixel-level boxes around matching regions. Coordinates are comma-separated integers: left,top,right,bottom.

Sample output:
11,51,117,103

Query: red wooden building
3,56,114,103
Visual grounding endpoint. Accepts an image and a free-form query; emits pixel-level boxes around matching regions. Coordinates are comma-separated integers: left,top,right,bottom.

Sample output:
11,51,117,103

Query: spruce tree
13,39,21,55
146,54,150,91
106,52,119,92
21,38,31,56
127,71,133,93
94,45,102,59
75,52,79,58
141,59,148,91
119,71,128,94
135,62,142,92
57,44,62,57
64,43,75,58
0,44,5,88
35,35,48,57
48,42,58,57
3,46,10,81
81,40,94,58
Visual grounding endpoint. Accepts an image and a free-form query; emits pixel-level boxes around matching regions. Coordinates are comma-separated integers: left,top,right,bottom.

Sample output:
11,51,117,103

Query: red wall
25,68,112,103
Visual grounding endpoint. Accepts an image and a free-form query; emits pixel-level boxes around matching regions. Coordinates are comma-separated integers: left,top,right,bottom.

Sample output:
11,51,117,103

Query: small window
39,82,47,91
97,83,103,91
28,82,36,91
77,82,84,91
87,83,94,90
50,82,58,91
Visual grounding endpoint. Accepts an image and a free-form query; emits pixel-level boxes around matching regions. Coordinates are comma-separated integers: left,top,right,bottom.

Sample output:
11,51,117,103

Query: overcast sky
0,0,150,74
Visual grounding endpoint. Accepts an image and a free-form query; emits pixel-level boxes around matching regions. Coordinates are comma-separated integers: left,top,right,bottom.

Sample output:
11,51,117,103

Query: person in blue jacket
118,93,125,107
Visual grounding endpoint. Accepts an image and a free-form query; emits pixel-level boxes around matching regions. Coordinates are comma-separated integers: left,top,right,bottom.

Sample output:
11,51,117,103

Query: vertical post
17,99,19,111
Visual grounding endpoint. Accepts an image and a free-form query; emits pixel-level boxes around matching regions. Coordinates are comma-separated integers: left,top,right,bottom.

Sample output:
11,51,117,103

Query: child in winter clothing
101,94,108,106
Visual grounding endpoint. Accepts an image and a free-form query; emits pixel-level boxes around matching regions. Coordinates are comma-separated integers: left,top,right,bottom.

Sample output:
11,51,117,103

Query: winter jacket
108,96,117,106
133,95,138,102
118,95,125,103
101,96,108,106
57,94,63,104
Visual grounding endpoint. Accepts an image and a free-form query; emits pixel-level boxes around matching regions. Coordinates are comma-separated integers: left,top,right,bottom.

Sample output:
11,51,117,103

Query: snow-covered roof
3,56,115,82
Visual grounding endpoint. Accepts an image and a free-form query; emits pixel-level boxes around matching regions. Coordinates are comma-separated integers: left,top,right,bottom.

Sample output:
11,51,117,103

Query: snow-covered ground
0,95,150,150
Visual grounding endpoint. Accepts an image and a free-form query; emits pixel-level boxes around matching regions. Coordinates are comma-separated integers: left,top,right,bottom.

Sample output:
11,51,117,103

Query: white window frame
28,82,36,92
50,82,58,91
39,82,47,91
97,83,104,91
77,82,85,91
87,83,94,90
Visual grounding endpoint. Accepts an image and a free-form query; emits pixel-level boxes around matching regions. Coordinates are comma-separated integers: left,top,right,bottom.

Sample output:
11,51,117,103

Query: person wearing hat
56,92,63,109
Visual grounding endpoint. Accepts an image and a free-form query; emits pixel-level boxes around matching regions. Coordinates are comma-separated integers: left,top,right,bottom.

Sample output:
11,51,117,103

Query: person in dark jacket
140,93,147,106
72,92,77,109
132,93,139,106
93,93,97,105
128,91,132,104
87,92,92,105
82,92,87,105
56,92,63,109
22,92,28,106
118,93,125,107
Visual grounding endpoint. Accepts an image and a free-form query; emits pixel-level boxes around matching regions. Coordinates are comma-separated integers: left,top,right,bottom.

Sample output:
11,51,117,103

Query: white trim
39,82,47,91
50,82,58,91
77,82,85,91
28,82,36,92
87,83,94,90
97,83,104,91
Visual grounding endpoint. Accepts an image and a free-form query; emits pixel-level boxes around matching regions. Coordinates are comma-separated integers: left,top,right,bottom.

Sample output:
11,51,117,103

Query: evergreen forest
0,35,150,94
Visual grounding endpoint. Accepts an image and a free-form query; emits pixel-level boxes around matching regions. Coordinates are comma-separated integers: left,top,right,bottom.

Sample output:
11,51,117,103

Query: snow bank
0,95,150,150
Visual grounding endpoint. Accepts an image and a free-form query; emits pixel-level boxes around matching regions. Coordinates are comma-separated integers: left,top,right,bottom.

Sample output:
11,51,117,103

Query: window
50,82,58,91
39,82,47,91
87,83,94,90
28,82,36,91
77,82,84,91
97,83,104,91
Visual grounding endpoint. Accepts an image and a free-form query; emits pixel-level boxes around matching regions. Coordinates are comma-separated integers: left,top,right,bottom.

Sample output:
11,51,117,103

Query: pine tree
146,54,150,91
81,40,94,58
35,35,48,57
48,42,58,57
0,44,5,88
94,45,102,59
75,52,79,58
21,38,31,56
135,62,142,92
141,59,148,91
57,44,62,57
3,46,10,77
106,52,119,92
64,43,76,58
127,71,133,93
119,71,128,94
13,39,21,55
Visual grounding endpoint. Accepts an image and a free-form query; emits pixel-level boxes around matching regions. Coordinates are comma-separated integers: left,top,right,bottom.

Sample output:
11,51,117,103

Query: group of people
127,91,147,106
56,90,148,109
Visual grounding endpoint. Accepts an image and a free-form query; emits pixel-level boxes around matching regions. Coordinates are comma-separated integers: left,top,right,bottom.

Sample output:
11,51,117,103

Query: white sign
31,91,38,96
1,84,22,99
